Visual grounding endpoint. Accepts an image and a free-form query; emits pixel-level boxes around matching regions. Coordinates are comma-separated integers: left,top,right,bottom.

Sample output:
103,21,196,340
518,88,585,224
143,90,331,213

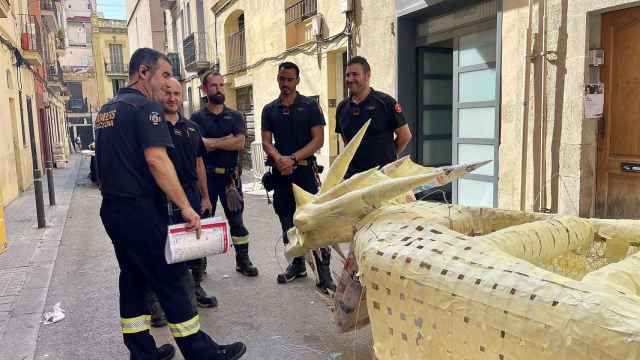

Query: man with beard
96,48,246,360
261,62,335,293
336,56,412,179
146,78,218,328
191,71,259,277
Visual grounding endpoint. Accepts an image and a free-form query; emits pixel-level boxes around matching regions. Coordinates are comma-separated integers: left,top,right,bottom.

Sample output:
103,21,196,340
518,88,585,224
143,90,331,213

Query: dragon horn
318,120,371,195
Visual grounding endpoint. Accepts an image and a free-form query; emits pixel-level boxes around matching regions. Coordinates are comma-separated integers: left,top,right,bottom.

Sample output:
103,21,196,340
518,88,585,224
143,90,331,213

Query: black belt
207,167,233,175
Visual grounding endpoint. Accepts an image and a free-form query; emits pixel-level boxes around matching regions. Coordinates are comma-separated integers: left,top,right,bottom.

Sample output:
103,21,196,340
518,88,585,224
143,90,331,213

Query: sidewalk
0,155,82,360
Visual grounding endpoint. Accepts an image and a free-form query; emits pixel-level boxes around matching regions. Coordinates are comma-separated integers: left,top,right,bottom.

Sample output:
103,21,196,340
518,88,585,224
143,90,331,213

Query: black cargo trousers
100,195,218,360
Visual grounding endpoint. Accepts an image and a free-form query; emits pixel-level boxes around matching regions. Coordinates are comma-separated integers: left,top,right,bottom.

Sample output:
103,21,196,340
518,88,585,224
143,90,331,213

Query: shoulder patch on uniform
149,112,161,126
395,102,403,113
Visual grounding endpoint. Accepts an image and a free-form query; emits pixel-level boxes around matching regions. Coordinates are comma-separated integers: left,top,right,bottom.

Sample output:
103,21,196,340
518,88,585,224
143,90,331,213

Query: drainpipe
45,105,56,206
345,6,353,61
16,59,46,228
539,0,549,212
520,0,535,211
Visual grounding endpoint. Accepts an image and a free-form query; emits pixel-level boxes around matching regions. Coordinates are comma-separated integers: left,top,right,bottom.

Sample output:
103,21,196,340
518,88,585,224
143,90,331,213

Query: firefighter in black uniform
261,62,336,293
336,56,412,178
146,78,218,328
191,71,258,277
95,48,246,360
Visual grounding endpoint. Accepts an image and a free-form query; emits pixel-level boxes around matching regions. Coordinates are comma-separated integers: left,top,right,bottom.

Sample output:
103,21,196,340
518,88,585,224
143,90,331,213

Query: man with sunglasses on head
336,56,412,179
261,62,336,294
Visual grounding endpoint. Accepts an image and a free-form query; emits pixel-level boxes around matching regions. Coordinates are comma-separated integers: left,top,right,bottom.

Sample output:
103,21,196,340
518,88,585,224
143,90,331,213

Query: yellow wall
0,2,43,206
207,0,397,169
92,17,130,108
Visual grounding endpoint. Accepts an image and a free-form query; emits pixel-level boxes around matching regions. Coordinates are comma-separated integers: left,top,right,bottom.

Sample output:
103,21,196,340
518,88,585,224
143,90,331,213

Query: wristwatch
291,154,298,165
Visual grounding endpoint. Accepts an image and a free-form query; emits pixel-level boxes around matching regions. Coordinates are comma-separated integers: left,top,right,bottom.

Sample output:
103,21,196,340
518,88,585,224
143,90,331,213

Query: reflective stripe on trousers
168,315,201,338
232,234,249,245
121,315,151,334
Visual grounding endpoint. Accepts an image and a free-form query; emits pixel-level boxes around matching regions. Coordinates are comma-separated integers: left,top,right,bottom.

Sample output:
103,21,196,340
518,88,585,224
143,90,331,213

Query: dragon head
285,120,491,258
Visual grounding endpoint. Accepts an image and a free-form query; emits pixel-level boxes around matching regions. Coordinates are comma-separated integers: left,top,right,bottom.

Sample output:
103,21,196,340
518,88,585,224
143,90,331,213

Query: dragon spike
318,120,371,195
292,184,314,207
295,170,445,231
314,168,384,204
382,155,433,178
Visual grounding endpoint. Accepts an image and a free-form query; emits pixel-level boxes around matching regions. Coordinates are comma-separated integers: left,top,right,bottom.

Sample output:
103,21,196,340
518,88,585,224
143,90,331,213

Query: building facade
127,0,166,52
396,0,640,219
0,0,68,206
91,15,129,107
162,0,396,168
61,0,100,149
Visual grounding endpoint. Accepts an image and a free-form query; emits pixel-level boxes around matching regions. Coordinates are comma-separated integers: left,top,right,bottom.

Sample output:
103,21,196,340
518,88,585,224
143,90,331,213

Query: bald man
146,78,218,328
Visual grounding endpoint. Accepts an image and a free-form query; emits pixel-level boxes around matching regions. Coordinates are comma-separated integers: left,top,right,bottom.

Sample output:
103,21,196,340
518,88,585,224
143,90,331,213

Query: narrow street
33,159,372,360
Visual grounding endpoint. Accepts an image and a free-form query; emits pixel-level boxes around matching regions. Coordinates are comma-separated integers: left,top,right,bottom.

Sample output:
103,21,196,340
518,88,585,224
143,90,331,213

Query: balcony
183,32,210,73
66,98,89,113
41,0,59,30
159,0,176,9
104,62,128,77
285,0,317,24
167,52,182,80
19,15,43,67
47,61,64,92
0,0,10,18
226,30,246,73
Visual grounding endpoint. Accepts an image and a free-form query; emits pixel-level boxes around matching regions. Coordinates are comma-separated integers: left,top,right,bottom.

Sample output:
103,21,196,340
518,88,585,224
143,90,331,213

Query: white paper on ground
165,216,231,264
42,302,65,325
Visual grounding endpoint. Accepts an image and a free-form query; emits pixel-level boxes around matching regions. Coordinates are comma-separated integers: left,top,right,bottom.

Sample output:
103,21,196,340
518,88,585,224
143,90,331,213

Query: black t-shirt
191,106,246,169
261,93,325,158
335,88,407,177
167,114,205,187
95,87,174,199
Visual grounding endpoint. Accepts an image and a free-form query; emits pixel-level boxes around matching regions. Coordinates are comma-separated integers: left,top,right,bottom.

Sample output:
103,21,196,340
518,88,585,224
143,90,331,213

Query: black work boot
314,249,336,295
277,256,307,284
149,299,167,328
235,244,259,277
194,283,218,308
157,343,176,360
214,342,247,360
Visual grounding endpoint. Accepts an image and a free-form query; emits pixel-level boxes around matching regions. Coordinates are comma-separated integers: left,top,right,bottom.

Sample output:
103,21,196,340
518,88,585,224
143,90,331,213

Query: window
6,70,12,89
109,43,124,65
186,3,191,35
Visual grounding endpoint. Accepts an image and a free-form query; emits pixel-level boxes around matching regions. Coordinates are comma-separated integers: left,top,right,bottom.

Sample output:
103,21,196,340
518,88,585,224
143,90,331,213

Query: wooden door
597,7,640,218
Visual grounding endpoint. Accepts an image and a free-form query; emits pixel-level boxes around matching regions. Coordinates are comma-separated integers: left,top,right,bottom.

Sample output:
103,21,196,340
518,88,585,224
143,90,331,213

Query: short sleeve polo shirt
95,87,174,199
261,93,325,157
191,106,246,169
335,88,407,177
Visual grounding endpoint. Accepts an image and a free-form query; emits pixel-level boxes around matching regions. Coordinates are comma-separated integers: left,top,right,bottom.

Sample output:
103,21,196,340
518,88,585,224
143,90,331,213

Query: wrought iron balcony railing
167,52,182,80
105,63,128,76
183,32,210,73
19,14,41,53
66,98,89,113
285,0,317,24
226,30,246,73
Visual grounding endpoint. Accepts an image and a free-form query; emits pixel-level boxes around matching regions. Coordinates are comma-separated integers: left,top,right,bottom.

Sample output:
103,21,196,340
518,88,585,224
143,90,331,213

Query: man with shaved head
145,78,219,328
